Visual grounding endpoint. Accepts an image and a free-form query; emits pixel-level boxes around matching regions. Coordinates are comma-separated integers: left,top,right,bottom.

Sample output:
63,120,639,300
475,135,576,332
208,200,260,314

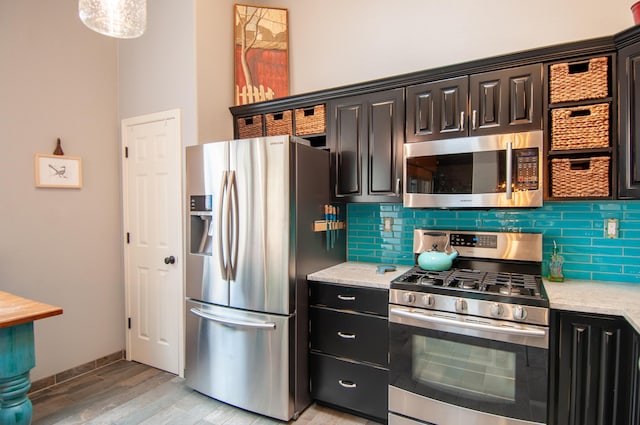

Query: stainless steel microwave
403,130,543,208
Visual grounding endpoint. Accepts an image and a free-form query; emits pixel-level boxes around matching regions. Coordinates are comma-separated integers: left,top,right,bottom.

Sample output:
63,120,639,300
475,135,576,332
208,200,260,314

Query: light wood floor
31,360,382,425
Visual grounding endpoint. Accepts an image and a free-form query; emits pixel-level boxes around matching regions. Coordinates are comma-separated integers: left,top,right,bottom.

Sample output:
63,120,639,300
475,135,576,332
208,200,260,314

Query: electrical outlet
384,217,393,232
606,218,619,239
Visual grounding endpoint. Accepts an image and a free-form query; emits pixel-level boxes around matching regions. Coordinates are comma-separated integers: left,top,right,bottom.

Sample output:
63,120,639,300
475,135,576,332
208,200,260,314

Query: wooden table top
0,291,63,328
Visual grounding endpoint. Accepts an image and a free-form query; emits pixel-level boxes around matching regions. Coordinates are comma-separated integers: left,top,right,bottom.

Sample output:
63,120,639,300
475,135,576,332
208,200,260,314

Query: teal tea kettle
418,244,459,271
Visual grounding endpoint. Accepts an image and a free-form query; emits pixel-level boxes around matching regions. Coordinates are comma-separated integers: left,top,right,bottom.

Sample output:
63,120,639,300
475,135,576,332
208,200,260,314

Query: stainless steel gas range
388,229,549,425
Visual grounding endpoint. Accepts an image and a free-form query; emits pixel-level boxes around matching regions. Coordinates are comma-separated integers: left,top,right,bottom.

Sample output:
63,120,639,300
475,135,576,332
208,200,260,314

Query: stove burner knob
455,298,467,312
513,306,528,321
421,294,434,307
403,292,416,304
490,303,504,318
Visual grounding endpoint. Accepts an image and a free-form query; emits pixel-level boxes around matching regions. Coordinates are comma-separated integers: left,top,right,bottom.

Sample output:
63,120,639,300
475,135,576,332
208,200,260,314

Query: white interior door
122,109,183,375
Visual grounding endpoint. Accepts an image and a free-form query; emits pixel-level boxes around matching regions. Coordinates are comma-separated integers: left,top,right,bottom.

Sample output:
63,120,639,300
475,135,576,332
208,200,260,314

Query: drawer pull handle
337,295,355,301
338,380,357,389
338,332,356,339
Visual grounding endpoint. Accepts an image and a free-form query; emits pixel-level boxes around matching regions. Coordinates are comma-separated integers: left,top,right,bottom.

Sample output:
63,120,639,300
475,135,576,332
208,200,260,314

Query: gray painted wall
0,1,122,380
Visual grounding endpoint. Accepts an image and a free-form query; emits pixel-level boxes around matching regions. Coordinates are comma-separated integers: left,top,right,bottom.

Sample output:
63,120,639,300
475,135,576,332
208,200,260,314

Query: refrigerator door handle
218,170,229,280
228,170,239,281
189,307,276,330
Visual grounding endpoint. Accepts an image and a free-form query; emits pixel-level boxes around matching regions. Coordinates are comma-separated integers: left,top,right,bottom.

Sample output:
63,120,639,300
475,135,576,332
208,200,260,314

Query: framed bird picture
35,154,82,188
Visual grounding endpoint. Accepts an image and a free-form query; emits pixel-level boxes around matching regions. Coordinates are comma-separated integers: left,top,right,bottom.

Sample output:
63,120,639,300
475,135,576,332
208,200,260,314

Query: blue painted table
0,291,62,425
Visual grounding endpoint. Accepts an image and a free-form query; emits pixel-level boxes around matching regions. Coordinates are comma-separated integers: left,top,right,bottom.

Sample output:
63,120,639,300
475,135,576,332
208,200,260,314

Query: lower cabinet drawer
310,352,388,421
310,281,388,316
310,306,388,366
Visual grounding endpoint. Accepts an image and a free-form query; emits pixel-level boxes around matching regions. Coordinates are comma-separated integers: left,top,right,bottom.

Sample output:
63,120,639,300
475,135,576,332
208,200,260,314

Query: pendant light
79,0,146,39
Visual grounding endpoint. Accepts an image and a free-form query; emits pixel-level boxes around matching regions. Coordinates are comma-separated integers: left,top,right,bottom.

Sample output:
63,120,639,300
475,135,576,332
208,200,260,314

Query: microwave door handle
389,307,546,337
218,170,229,280
505,141,513,200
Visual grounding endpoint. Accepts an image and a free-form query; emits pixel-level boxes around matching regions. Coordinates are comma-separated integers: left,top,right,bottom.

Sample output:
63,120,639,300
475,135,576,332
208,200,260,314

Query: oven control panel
450,233,497,249
413,229,543,263
389,289,550,327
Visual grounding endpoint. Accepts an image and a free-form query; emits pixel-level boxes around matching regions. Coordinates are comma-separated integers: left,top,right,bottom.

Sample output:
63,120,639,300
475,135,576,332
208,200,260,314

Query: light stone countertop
543,279,640,334
307,261,411,289
307,262,640,334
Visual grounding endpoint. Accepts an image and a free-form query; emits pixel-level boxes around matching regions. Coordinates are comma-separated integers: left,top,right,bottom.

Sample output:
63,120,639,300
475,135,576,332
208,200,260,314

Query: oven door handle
390,307,546,337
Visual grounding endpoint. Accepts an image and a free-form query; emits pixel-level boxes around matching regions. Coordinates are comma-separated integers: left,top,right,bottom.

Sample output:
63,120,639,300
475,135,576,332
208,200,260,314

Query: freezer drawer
185,300,294,421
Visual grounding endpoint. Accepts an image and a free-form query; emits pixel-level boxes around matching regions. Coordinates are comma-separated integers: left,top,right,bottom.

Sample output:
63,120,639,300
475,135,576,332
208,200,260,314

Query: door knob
164,256,176,265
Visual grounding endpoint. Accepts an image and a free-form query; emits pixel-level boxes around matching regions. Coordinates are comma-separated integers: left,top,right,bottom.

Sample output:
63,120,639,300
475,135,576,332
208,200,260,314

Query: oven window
413,336,516,403
389,321,548,423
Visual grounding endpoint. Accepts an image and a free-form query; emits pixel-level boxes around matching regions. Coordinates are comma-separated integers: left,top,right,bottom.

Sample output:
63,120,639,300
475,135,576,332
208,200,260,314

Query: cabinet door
406,76,468,142
553,311,632,425
619,43,640,198
328,98,364,197
469,64,542,136
630,330,640,425
367,88,404,200
327,88,404,202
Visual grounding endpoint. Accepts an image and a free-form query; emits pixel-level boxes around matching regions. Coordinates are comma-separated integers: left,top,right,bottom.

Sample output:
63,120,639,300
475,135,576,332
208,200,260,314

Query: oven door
403,130,543,208
389,305,548,425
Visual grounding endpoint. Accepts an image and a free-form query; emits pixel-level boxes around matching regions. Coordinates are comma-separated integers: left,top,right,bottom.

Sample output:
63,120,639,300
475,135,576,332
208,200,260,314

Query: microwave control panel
515,149,539,191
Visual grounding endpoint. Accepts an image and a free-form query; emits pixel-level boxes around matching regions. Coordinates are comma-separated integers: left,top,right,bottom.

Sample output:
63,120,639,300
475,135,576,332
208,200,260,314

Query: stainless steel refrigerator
184,136,345,421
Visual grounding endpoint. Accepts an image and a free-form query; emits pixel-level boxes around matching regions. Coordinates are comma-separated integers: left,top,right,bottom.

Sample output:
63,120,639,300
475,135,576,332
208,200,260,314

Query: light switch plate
606,218,619,239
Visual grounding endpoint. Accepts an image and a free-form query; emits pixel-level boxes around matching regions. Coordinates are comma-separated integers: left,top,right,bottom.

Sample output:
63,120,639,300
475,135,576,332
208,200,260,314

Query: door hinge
127,317,131,329
126,232,130,244
125,146,129,158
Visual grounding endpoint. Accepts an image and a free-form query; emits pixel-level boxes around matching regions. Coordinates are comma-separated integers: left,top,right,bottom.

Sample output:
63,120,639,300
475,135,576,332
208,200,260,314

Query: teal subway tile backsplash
347,200,640,284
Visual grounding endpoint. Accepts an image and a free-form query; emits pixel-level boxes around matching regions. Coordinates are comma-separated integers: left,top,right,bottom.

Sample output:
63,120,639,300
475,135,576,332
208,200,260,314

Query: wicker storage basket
551,156,609,198
551,103,609,150
266,110,293,136
237,115,263,138
295,104,326,136
550,57,608,103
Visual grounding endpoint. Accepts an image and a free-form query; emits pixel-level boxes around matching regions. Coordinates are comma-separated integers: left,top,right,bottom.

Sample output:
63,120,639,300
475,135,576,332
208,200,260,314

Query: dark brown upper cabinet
618,41,640,198
406,64,542,142
327,88,404,202
406,76,468,142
